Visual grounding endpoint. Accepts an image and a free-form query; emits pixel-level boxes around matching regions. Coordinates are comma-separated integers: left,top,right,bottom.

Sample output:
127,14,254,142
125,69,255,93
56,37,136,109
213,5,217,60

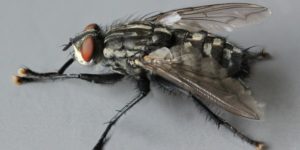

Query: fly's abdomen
221,42,243,75
186,31,244,75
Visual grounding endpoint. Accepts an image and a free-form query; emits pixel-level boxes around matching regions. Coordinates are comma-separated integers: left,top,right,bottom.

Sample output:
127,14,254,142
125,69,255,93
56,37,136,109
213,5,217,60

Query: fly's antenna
62,40,72,51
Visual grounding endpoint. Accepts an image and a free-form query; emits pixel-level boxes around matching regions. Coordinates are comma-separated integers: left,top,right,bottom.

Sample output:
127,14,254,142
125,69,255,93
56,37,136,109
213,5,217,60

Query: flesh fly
13,3,271,150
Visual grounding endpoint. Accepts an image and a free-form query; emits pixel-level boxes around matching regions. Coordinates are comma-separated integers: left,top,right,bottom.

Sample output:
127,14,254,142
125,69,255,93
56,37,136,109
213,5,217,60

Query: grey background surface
1,0,300,150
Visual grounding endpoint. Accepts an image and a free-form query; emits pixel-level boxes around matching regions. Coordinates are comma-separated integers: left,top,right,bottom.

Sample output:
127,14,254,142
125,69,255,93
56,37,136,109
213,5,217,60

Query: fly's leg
192,97,264,150
243,47,271,60
58,58,75,74
236,48,271,78
12,72,124,85
93,75,150,150
15,58,74,79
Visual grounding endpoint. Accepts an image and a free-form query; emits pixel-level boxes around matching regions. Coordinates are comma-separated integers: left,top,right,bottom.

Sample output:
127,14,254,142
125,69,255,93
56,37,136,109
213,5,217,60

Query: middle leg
93,74,150,150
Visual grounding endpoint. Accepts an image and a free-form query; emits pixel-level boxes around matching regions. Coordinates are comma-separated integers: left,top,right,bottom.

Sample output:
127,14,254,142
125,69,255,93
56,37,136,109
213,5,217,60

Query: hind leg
192,96,265,150
243,47,271,60
235,48,271,79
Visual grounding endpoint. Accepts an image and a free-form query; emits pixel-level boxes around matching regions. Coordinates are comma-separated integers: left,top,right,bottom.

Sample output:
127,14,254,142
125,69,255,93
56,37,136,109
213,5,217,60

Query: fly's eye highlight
84,23,100,31
80,36,95,62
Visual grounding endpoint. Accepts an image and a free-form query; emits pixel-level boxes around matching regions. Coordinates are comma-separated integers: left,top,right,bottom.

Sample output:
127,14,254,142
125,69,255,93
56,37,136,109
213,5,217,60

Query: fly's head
63,23,104,65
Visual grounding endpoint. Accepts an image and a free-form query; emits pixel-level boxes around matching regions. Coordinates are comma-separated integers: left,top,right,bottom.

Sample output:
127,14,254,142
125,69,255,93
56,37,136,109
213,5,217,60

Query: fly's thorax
102,21,173,75
103,22,172,59
101,56,144,76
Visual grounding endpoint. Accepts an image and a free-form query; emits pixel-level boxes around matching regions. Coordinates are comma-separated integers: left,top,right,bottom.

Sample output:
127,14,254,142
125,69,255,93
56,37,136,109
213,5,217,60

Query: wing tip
241,110,260,120
248,114,260,120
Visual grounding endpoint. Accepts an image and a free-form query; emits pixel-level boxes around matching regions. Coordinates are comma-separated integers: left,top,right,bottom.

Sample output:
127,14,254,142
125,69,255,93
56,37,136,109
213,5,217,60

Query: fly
13,3,271,150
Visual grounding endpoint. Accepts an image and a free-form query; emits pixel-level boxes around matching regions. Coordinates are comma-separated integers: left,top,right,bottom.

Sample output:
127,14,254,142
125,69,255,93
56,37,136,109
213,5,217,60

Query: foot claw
18,68,28,77
256,143,265,150
12,76,22,85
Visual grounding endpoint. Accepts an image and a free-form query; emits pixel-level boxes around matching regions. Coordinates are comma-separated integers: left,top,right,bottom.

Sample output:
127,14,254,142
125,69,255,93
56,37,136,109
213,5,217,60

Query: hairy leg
243,48,271,60
93,74,150,150
235,48,271,78
192,96,264,150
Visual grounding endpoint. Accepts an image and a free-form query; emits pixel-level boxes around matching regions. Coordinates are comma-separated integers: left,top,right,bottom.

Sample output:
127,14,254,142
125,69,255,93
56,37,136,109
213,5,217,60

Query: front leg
17,58,74,78
13,70,124,85
58,58,75,74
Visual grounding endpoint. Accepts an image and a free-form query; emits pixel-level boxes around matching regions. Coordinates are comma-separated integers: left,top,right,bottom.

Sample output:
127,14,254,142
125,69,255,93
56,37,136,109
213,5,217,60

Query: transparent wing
145,3,271,32
138,46,261,119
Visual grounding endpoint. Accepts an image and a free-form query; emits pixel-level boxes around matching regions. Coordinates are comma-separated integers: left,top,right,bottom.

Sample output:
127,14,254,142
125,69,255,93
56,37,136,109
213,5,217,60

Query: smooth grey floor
1,0,300,150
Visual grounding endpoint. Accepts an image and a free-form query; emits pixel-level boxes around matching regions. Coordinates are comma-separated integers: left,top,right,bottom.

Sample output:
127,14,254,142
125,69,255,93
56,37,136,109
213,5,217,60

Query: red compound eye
80,36,94,62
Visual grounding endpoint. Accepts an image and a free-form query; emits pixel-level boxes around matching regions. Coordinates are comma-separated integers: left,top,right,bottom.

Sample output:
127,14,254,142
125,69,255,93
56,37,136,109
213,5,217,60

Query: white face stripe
73,45,93,65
